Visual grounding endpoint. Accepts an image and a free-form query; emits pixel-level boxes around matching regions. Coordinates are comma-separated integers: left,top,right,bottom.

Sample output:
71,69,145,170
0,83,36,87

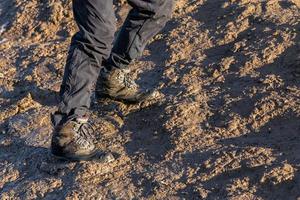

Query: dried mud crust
1,0,300,199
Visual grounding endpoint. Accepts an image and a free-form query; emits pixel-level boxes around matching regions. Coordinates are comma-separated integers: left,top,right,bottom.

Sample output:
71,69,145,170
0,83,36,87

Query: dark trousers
52,0,173,126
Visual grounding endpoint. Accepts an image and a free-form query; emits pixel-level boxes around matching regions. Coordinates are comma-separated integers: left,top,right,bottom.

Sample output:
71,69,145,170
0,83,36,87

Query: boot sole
96,90,156,104
51,150,115,162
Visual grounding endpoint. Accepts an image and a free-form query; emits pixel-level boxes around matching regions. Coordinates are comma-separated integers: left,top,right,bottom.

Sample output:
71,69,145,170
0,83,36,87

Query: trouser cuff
51,108,89,127
105,52,131,70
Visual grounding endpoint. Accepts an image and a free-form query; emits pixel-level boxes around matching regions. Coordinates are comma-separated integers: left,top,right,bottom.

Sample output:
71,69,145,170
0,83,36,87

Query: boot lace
73,121,95,149
124,74,138,90
116,71,138,90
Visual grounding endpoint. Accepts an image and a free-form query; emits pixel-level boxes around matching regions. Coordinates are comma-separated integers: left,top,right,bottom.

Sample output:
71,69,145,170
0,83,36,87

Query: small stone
212,70,220,78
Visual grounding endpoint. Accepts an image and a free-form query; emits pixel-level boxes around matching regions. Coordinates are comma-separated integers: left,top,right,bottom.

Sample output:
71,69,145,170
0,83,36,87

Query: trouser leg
106,0,174,70
52,0,116,126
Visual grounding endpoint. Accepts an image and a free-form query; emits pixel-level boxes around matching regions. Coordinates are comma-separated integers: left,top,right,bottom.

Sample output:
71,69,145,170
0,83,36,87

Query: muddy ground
1,0,300,199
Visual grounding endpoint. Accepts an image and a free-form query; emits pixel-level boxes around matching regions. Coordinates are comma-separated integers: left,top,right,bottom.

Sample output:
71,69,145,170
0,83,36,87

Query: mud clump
1,0,300,199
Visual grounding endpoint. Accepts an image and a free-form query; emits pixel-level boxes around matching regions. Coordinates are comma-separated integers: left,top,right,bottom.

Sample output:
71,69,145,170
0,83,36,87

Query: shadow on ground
0,135,82,199
176,111,300,199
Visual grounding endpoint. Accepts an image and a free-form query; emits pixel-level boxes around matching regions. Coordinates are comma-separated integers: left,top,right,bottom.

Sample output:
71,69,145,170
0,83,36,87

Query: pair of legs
52,0,173,126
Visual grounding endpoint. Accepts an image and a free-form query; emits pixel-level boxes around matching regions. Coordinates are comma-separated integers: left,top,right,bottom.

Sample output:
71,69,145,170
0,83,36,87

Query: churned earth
1,0,300,199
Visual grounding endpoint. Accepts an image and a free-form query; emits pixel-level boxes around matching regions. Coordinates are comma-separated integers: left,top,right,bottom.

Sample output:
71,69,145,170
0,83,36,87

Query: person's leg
107,0,173,69
52,0,116,126
96,0,173,103
51,0,116,161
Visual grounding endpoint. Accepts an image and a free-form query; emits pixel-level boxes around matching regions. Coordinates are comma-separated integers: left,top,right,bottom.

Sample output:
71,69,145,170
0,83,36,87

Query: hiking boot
51,117,97,161
96,67,156,103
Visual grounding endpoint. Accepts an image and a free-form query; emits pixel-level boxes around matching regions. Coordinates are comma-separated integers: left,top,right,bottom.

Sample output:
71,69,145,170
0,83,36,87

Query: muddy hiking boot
96,67,156,103
51,117,97,161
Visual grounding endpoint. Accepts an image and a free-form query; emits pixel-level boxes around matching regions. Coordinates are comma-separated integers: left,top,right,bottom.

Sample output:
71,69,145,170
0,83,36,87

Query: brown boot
96,67,156,103
51,117,97,161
